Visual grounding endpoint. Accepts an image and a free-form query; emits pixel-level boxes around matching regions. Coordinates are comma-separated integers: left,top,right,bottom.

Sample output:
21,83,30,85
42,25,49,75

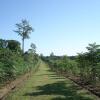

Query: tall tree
86,42,100,83
14,19,33,53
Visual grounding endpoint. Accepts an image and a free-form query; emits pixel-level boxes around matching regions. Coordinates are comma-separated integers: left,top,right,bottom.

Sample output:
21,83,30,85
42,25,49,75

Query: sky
0,0,100,56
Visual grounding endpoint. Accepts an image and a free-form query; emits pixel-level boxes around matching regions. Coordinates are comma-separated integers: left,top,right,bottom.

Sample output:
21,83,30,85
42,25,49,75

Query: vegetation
0,39,39,85
5,62,99,100
77,43,100,84
0,20,100,99
14,19,33,53
42,43,100,90
0,20,39,85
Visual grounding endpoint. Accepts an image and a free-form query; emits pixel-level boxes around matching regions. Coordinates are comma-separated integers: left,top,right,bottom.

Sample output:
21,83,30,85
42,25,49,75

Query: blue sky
0,0,100,56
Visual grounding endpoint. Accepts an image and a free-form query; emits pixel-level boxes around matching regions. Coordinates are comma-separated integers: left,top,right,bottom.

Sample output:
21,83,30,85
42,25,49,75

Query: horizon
0,0,100,56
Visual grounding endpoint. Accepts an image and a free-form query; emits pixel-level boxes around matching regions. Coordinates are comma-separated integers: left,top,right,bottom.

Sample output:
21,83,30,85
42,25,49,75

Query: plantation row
42,43,100,88
0,39,39,85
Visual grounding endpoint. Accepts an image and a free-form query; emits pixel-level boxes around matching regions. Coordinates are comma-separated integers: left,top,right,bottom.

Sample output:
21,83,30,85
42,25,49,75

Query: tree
14,19,33,53
50,52,54,57
27,43,38,64
30,43,36,54
0,39,7,49
7,40,21,53
86,42,100,83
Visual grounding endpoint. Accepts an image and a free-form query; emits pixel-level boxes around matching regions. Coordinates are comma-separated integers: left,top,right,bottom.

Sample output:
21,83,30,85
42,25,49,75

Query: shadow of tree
24,81,94,100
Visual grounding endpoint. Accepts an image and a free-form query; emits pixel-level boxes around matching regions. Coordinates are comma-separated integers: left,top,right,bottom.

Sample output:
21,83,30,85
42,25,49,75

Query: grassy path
5,61,99,100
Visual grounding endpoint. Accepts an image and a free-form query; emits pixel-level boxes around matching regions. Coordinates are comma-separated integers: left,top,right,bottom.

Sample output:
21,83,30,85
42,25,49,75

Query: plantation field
5,62,99,100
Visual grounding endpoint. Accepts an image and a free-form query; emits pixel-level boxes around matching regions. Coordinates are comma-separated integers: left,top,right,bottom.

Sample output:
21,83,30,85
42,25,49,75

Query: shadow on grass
24,81,94,100
49,75,65,80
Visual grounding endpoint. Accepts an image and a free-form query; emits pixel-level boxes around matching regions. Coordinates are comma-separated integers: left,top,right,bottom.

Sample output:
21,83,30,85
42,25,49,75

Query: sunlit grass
5,62,99,100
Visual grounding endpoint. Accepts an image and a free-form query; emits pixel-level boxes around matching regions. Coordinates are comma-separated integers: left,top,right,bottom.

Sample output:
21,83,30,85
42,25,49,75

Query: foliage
7,40,22,53
43,55,78,76
0,49,15,82
43,42,100,86
0,20,39,85
0,39,7,49
77,43,100,84
0,39,39,84
14,19,33,52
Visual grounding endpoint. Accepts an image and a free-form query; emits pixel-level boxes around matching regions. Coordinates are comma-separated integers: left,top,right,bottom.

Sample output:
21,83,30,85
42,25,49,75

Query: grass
5,61,100,100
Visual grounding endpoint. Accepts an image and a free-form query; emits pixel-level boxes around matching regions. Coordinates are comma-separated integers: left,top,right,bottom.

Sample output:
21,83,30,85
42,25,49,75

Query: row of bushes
43,43,100,86
0,39,39,84
43,55,79,79
46,56,78,75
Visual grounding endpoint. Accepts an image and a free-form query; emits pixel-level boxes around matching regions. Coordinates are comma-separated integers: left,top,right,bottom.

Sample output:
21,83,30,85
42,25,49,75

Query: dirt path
5,62,100,100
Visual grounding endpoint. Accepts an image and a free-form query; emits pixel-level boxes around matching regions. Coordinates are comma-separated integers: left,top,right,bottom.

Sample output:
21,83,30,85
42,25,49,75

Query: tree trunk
22,38,24,53
91,66,96,84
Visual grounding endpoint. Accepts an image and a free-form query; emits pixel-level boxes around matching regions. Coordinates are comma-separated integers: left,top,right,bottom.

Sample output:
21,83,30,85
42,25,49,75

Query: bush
0,49,15,82
0,47,39,84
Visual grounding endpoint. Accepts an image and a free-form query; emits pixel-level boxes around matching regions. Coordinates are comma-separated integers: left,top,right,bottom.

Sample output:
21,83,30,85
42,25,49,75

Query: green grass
5,61,100,100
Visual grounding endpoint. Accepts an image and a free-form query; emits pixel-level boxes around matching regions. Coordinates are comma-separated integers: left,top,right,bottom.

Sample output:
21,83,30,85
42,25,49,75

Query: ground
5,62,100,100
